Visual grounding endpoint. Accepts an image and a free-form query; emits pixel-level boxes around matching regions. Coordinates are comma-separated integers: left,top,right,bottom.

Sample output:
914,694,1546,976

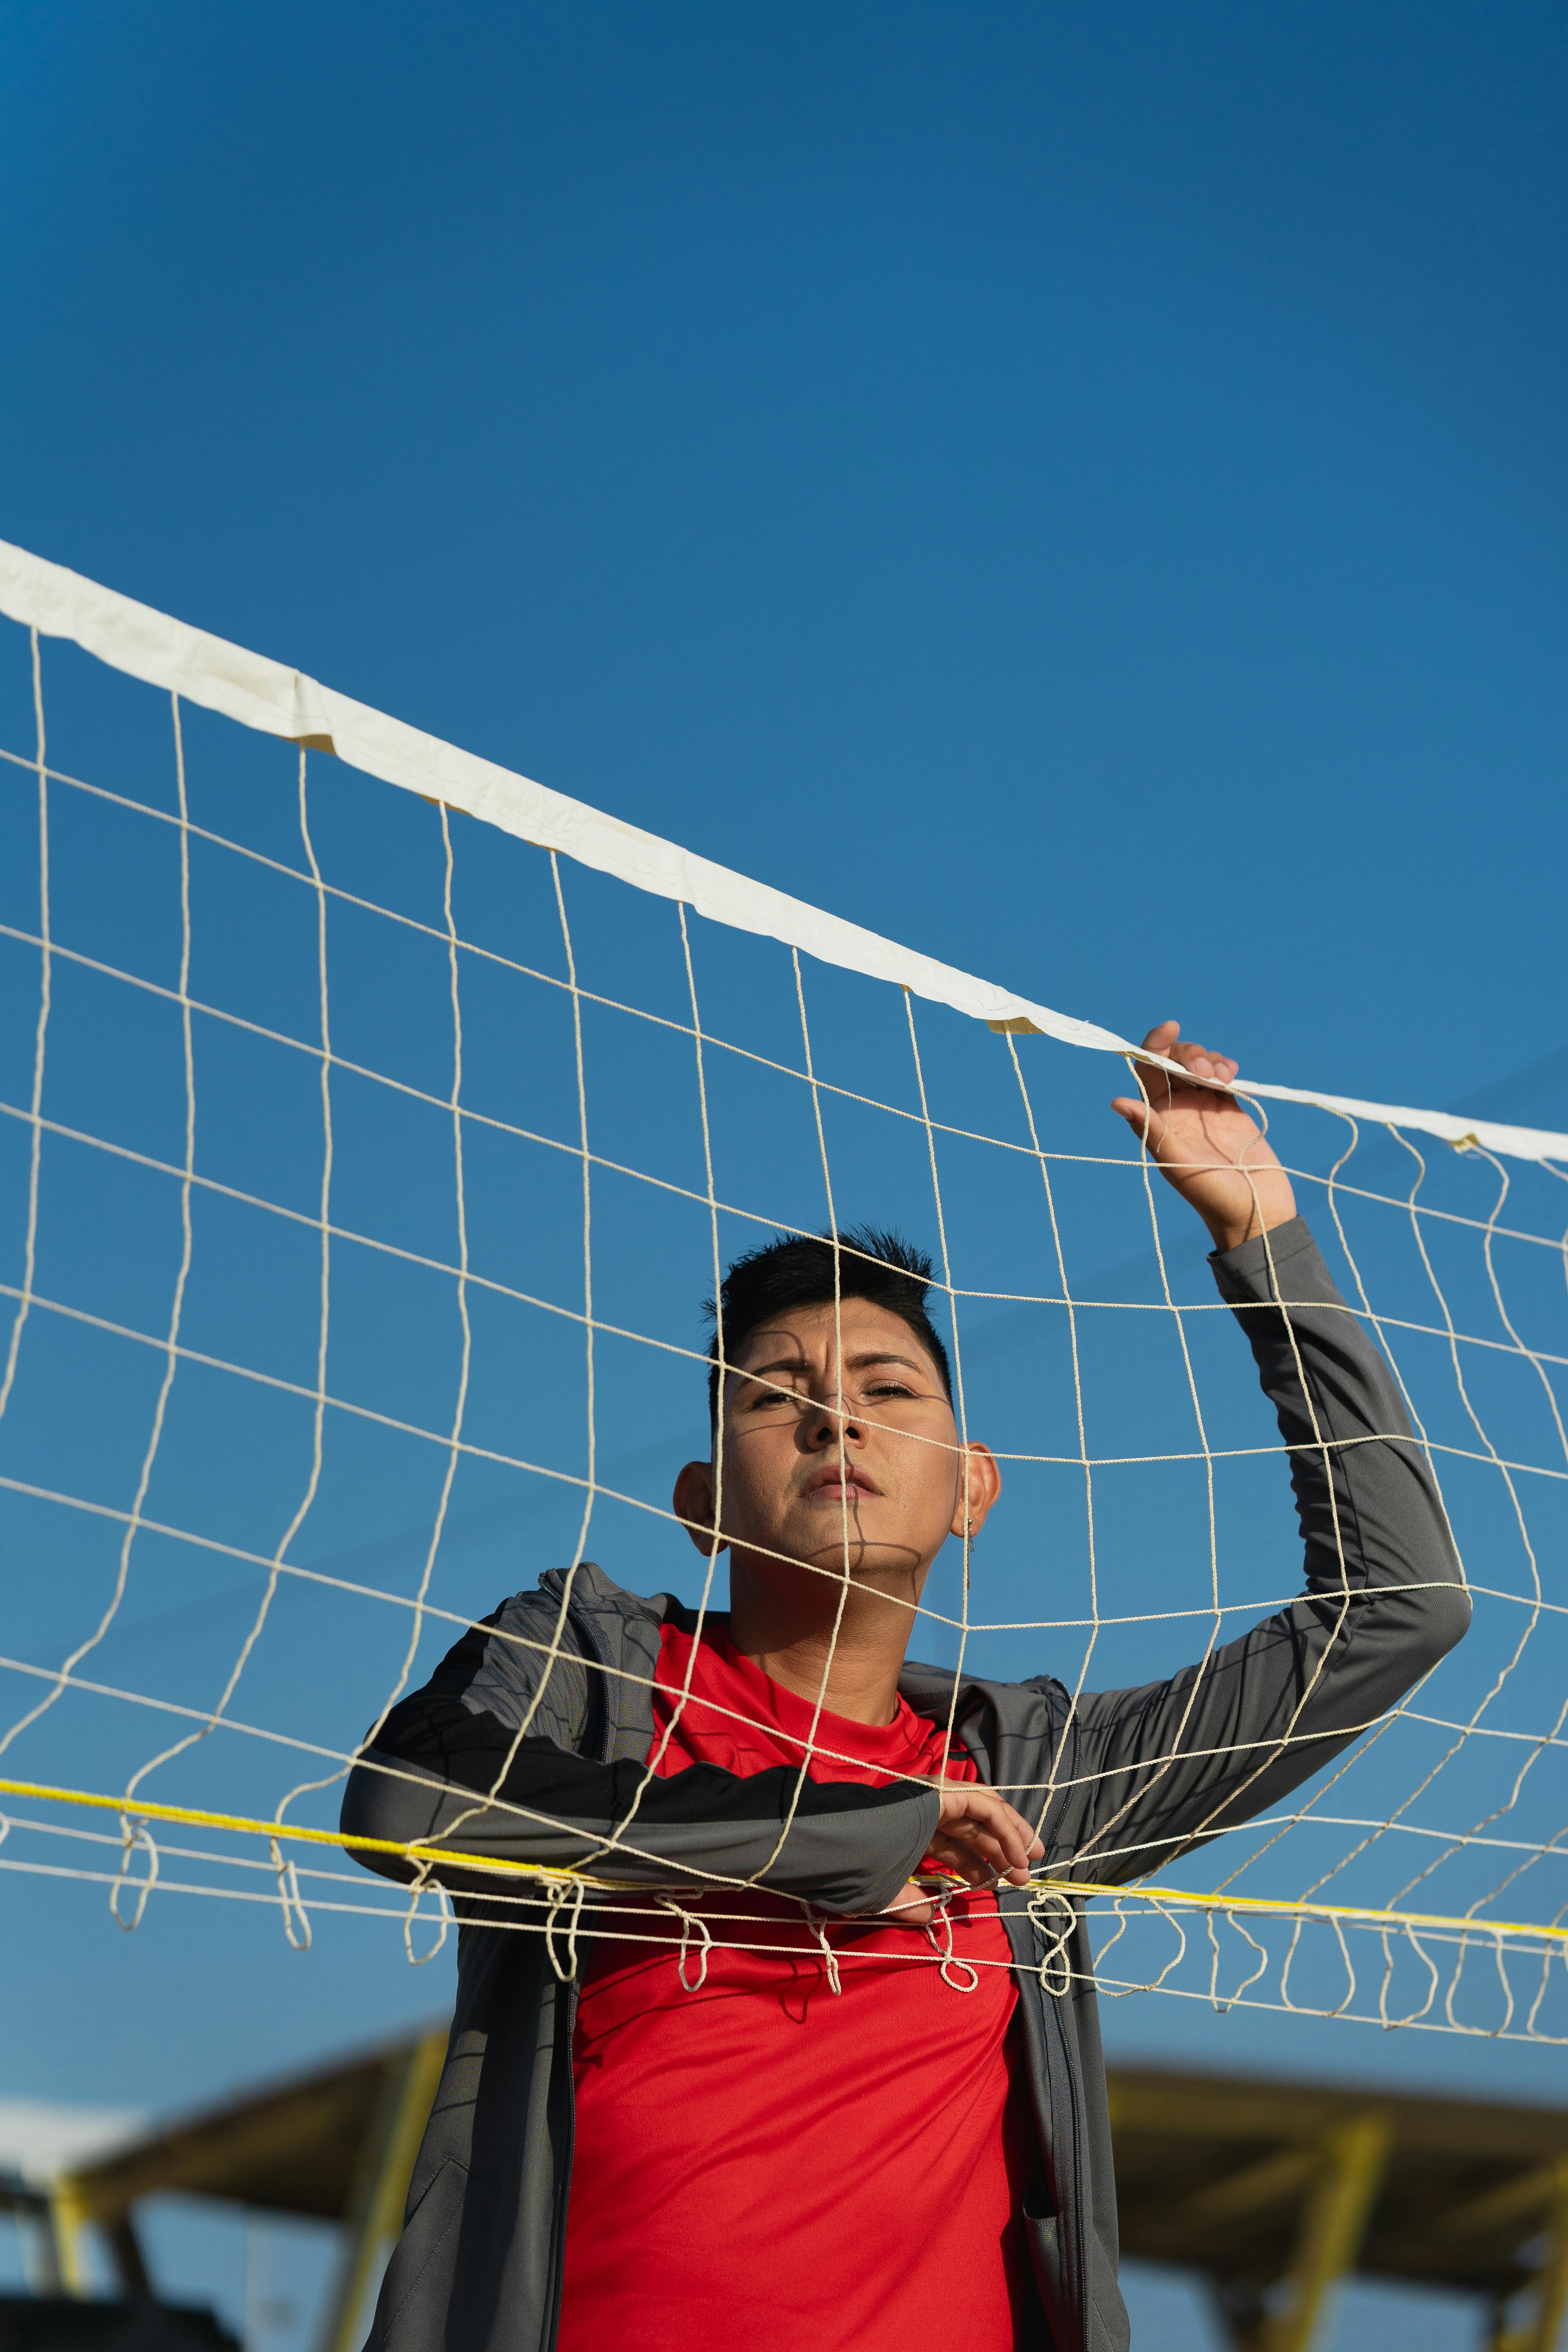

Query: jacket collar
532,1563,1061,1786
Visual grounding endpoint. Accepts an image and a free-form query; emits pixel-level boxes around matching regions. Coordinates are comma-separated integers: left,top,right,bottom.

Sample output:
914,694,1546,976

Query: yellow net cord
3,1773,1563,1947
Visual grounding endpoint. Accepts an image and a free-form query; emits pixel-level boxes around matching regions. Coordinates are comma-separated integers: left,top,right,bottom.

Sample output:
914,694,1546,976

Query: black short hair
704,1225,953,1428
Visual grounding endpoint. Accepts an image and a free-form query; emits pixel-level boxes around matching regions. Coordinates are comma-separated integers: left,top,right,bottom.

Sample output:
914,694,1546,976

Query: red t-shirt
559,1621,1035,2352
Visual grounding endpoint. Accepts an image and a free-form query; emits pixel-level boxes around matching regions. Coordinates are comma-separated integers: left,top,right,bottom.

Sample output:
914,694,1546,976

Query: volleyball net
2,539,1566,2040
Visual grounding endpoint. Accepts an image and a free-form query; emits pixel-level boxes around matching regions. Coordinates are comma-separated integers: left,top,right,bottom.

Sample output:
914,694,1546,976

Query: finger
1173,1041,1241,1090
1138,1020,1180,1056
939,1784,1042,1847
940,1798,1042,1877
932,1811,1018,1875
995,1819,1046,1873
984,1797,1044,1861
1111,1100,1174,1163
940,1786,1033,1840
924,1835,991,1886
931,1835,1022,1887
929,1832,1036,1891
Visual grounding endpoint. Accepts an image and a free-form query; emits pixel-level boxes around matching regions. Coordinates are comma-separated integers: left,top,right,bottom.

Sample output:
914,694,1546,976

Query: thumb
1110,1094,1162,1139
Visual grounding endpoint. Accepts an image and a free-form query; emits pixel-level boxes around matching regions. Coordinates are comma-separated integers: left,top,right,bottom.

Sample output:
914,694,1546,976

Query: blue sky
6,1,1568,1122
3,7,1568,2346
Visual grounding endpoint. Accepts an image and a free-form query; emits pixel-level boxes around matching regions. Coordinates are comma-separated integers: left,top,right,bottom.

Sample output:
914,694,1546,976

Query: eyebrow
731,1348,934,1385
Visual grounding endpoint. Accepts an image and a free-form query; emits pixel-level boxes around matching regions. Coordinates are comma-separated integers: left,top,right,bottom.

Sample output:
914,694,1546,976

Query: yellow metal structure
1251,2114,1391,2352
1112,2066,1568,2352
315,2033,450,2352
33,2024,448,2350
44,2175,91,2296
1492,2163,1568,2352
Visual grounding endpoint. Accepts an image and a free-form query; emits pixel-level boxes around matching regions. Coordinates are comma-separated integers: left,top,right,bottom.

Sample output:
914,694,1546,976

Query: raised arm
1047,1025,1468,1883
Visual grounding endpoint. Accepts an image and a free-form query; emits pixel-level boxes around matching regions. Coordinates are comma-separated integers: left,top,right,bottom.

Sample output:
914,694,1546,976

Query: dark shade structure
0,2297,238,2350
15,2037,1568,2352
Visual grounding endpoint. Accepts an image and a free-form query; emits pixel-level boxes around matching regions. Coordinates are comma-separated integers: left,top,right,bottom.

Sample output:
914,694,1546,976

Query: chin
801,1544,922,1586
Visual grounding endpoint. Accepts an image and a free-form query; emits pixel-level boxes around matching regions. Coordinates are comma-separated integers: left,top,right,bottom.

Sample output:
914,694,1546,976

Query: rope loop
1380,1922,1440,2031
544,1878,588,1983
806,1907,843,1996
1142,1898,1189,1994
1092,1896,1136,1999
1207,1907,1269,2014
109,1816,159,1933
268,1836,313,1952
1028,1887,1076,1997
660,1897,714,1993
923,1902,979,1994
400,1862,452,1968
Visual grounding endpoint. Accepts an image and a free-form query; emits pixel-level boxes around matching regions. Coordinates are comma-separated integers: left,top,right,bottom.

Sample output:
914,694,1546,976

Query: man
345,1022,1467,2352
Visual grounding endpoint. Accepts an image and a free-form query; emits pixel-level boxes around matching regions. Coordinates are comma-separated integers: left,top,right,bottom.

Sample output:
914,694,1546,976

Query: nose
801,1389,866,1452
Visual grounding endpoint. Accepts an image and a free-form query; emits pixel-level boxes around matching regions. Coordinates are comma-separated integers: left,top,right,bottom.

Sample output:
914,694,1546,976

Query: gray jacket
343,1218,1468,2352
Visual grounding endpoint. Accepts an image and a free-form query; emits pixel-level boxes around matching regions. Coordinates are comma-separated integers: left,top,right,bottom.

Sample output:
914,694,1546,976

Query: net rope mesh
2,615,1568,2040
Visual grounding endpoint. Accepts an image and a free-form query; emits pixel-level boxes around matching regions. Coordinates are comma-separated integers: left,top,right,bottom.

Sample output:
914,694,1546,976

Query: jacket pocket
370,2156,469,2351
1030,2207,1128,2352
1027,2213,1071,2348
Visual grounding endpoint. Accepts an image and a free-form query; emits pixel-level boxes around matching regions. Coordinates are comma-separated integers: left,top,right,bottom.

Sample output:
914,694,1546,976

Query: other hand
1109,1021,1296,1255
880,1784,1044,1925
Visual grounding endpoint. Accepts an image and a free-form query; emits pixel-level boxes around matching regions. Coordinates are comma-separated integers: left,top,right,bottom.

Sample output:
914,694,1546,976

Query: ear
673,1459,726,1558
949,1440,1002,1543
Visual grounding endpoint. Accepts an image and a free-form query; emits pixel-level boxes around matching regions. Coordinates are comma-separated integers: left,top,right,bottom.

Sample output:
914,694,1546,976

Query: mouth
803,1464,881,1501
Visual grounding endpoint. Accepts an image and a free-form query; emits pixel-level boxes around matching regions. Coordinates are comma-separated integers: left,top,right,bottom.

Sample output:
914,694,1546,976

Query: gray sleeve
1053,1214,1469,1883
339,1586,940,1915
341,1746,940,1915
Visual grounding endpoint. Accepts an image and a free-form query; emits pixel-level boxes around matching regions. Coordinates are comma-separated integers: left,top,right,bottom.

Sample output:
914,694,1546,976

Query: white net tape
2,543,1567,2040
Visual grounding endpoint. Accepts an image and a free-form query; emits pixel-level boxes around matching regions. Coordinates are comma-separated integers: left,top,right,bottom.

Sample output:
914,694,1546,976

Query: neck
725,1554,919,1725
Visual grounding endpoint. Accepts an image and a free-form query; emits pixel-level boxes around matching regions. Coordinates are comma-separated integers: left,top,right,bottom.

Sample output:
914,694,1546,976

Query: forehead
731,1294,941,1371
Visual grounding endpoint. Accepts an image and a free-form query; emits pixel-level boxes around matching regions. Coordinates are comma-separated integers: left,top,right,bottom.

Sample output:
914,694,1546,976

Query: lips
803,1464,880,1499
